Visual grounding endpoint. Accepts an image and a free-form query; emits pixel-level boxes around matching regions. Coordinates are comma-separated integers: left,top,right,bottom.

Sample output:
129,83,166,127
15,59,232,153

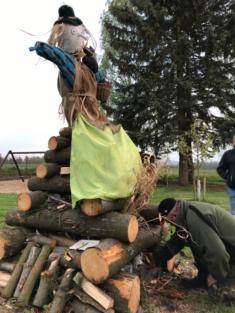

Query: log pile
0,127,161,313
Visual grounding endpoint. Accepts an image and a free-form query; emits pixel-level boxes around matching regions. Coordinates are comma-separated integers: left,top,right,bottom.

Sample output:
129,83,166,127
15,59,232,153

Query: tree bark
44,148,71,165
36,163,60,179
80,228,161,284
80,198,128,216
13,245,41,297
73,272,114,310
48,268,75,313
49,235,76,247
179,152,190,185
17,244,52,307
102,273,140,313
1,242,34,298
28,234,57,248
6,209,138,243
17,191,48,212
59,127,72,139
48,136,71,151
69,299,108,313
27,175,70,194
0,227,31,260
33,256,60,308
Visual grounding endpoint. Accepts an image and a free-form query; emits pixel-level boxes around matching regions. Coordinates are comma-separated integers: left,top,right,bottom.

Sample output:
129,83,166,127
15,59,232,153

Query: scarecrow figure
30,5,143,208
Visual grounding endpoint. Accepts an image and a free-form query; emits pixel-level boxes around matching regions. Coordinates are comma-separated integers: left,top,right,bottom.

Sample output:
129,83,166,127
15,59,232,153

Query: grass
0,193,17,227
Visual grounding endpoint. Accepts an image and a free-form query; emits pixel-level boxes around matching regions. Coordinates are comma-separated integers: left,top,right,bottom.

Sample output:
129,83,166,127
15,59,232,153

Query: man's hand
207,274,217,287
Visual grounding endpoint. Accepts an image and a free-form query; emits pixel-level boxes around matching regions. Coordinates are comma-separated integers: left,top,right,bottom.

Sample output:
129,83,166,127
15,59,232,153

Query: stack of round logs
1,127,161,313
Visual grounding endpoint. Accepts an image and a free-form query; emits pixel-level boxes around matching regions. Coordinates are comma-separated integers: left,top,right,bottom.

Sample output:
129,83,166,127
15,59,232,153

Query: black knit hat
58,5,75,18
158,198,176,216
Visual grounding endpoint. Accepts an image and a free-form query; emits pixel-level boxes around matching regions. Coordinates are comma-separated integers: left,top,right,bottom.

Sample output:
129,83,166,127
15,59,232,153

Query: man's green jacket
153,201,235,282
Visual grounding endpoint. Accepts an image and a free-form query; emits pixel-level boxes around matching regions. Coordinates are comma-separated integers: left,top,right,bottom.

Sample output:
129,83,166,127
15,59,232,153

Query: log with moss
36,163,61,179
44,147,71,165
81,228,161,284
6,209,138,243
17,244,52,307
80,198,129,216
27,175,70,194
0,227,31,260
1,242,34,298
48,136,71,151
102,273,140,313
17,191,48,212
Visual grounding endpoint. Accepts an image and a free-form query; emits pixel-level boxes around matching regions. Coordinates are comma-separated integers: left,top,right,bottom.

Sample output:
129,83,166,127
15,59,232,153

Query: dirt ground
0,180,29,194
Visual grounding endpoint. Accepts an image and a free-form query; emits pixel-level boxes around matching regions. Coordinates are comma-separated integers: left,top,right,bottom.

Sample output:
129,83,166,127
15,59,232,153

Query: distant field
0,163,37,179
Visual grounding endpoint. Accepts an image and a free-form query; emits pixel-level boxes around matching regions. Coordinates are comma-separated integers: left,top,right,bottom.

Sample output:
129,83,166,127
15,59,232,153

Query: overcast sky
0,0,107,156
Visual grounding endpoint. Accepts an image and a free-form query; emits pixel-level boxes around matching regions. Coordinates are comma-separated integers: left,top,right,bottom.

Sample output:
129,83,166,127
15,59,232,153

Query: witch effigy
30,5,156,210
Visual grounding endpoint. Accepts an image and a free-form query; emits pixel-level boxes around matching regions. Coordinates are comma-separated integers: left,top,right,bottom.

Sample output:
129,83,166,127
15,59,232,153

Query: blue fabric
29,42,105,89
227,186,235,215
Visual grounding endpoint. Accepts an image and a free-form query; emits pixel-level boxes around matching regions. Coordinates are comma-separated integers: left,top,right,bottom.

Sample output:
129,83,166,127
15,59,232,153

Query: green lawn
0,193,17,227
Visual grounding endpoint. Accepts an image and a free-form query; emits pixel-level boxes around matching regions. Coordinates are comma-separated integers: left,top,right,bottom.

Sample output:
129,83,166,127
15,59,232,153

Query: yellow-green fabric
70,115,142,206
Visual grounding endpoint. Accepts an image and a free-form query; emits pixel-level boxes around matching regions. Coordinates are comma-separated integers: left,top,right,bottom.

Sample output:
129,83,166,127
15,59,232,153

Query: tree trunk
33,257,60,308
59,127,72,139
6,209,138,243
48,268,75,313
36,163,61,179
48,136,71,151
0,271,11,288
179,152,189,185
28,175,70,194
0,227,31,260
80,198,128,216
17,191,48,212
1,242,34,298
80,228,161,284
73,272,114,310
44,148,71,165
60,250,81,269
102,273,140,313
14,245,41,297
17,244,52,307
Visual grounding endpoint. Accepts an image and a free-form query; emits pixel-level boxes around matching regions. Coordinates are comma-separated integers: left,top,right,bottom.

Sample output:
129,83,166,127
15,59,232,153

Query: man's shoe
181,275,207,289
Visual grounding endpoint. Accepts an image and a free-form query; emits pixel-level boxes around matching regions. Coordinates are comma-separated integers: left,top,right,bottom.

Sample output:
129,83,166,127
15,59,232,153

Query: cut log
0,271,11,288
33,256,60,308
6,209,138,243
60,250,81,269
73,289,115,313
73,272,114,310
139,205,159,225
17,244,52,307
28,175,70,194
14,245,41,297
1,242,34,298
80,198,128,216
0,261,15,273
36,163,60,179
70,299,115,313
44,147,71,165
49,235,76,247
17,191,48,212
0,227,30,260
81,228,161,284
48,136,71,151
59,127,72,138
48,268,75,313
28,234,57,248
102,273,140,313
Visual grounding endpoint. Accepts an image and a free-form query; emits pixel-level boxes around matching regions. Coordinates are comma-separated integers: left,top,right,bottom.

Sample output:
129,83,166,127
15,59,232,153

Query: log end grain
80,200,102,217
128,216,139,243
17,193,31,212
36,164,47,179
48,136,58,150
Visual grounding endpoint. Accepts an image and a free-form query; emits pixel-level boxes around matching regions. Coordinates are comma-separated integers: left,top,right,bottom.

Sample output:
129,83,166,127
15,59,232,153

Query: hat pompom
58,5,75,18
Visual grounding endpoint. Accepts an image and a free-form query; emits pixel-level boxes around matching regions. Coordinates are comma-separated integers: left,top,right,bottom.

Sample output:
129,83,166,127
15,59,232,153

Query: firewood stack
0,127,161,313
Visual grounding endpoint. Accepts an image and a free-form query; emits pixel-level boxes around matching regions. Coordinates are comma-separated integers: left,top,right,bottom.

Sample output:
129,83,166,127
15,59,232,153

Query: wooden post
203,176,207,200
196,178,201,201
17,244,52,307
48,268,75,313
17,191,48,212
81,228,161,284
36,163,60,179
73,272,114,310
14,245,41,297
1,242,34,298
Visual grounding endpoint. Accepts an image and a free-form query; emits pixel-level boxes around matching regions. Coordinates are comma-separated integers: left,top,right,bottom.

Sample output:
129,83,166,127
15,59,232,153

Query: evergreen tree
102,0,235,184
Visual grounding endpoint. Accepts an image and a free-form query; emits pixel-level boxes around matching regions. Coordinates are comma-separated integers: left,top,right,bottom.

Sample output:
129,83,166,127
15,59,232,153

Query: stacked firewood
0,127,161,313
